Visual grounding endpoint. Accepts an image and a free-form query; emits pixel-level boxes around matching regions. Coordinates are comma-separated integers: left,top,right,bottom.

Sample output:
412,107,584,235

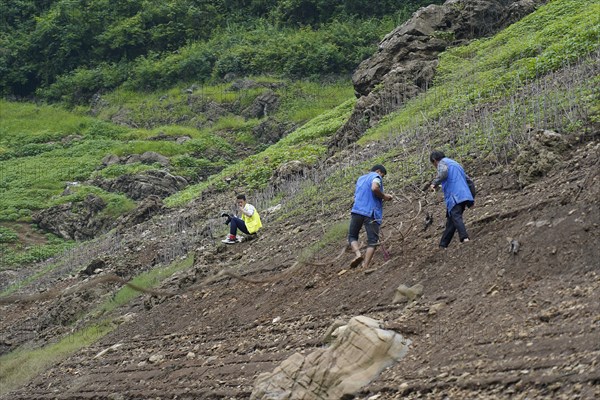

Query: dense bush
1,0,440,100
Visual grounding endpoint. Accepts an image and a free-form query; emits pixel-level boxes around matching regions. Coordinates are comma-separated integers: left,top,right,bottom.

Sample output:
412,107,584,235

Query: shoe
221,234,237,244
461,238,470,243
350,256,364,268
235,236,244,243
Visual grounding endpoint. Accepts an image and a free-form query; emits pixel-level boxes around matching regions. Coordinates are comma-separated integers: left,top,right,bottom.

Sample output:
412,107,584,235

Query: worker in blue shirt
430,151,474,248
348,164,393,269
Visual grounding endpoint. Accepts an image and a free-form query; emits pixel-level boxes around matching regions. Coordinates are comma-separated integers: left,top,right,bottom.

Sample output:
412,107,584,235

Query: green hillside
1,0,598,269
1,0,439,100
0,0,598,393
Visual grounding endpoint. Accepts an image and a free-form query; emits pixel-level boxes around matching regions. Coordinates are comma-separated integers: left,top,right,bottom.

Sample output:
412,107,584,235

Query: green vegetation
0,235,75,270
0,226,18,243
165,98,355,206
1,0,440,102
0,321,114,396
363,0,599,143
0,76,353,220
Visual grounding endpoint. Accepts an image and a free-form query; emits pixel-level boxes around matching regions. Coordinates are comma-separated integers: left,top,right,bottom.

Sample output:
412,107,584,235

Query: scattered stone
428,302,445,315
148,353,165,364
508,239,520,254
93,343,123,359
393,283,424,303
322,319,348,344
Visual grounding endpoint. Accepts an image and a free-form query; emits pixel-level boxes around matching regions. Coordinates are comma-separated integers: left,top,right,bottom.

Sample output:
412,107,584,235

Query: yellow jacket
242,203,262,233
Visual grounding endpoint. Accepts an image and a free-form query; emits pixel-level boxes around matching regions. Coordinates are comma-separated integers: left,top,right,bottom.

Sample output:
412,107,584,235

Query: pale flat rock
251,316,411,399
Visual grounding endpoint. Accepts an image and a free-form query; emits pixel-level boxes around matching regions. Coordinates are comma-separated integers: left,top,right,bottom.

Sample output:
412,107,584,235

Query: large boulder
329,0,546,151
251,316,411,399
33,194,112,240
242,90,280,119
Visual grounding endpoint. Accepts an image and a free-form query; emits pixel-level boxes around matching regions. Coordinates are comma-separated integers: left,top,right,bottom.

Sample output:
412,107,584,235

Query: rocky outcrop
32,194,112,240
100,151,170,168
115,195,164,231
252,119,294,145
329,0,545,150
93,170,188,200
515,129,569,186
251,316,411,399
270,160,311,188
242,90,280,119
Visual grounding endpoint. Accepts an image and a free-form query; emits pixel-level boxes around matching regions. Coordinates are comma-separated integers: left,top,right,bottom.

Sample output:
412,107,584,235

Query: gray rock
139,151,170,167
32,194,112,240
329,0,546,150
393,283,424,303
93,170,188,200
242,90,280,119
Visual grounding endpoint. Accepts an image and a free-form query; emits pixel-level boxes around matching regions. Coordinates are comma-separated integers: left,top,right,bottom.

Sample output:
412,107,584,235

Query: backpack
466,176,476,198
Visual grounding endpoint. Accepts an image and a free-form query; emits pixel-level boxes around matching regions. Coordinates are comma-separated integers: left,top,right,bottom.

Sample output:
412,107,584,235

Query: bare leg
363,246,376,269
350,240,361,258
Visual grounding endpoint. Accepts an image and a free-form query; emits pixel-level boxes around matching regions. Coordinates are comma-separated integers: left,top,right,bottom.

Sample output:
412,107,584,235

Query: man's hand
384,193,393,201
430,184,437,192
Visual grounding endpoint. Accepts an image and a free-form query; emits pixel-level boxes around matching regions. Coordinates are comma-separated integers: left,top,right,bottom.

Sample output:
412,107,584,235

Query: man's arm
239,204,255,216
372,178,393,201
431,160,449,188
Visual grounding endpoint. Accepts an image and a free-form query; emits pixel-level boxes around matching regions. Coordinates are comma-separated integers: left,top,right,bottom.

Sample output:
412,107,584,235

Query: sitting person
222,194,262,244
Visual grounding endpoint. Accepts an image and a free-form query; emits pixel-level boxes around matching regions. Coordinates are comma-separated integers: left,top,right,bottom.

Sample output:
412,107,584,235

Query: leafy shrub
49,185,136,217
0,226,18,243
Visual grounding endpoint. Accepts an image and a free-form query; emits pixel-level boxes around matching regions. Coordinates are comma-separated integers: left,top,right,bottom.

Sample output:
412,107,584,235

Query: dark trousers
440,202,470,248
229,216,250,236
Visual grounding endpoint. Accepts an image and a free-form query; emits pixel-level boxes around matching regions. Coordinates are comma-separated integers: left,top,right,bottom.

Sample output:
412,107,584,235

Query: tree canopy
0,0,438,100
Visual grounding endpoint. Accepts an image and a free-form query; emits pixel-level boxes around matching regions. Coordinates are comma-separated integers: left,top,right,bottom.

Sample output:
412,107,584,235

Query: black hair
371,164,387,175
236,194,246,200
429,151,446,163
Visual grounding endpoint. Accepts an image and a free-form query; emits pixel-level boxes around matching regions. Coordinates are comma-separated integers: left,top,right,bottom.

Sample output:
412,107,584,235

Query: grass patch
96,253,195,315
0,253,195,394
298,220,348,263
362,0,600,143
0,320,114,396
0,237,76,271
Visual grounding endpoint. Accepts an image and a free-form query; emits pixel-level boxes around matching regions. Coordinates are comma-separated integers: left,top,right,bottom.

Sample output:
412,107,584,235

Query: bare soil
1,138,599,399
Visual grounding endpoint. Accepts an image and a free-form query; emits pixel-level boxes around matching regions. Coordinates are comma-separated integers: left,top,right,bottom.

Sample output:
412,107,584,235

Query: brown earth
1,137,599,399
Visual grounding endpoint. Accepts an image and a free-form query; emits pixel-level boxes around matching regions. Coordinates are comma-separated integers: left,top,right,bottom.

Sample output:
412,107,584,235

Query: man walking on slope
222,194,262,244
429,151,474,248
348,164,393,269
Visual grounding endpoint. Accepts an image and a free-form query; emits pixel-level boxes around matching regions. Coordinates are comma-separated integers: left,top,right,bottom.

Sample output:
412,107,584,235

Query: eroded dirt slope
1,137,599,399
